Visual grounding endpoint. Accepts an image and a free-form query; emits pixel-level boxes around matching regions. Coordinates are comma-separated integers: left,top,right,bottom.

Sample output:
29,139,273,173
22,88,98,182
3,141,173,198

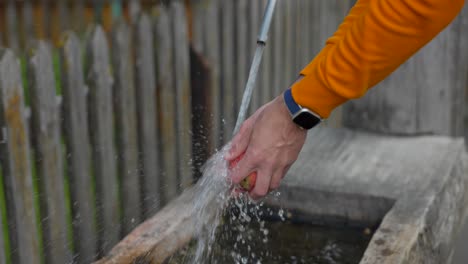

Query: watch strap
283,88,301,116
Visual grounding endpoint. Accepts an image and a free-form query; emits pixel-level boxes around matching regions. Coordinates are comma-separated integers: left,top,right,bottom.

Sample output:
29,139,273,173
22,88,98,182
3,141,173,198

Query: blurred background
0,0,466,263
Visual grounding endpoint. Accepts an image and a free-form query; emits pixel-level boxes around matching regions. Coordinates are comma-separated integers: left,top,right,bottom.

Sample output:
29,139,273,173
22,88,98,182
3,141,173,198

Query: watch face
293,110,321,129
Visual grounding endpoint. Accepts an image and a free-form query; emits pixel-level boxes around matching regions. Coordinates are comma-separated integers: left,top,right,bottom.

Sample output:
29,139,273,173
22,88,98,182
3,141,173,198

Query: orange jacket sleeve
291,0,465,118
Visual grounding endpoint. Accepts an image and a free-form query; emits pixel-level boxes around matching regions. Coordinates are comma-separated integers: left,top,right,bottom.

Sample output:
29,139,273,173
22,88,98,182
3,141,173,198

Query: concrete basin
96,127,468,264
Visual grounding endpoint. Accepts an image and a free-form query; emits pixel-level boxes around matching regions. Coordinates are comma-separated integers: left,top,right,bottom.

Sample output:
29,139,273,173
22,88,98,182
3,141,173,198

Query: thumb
225,118,254,161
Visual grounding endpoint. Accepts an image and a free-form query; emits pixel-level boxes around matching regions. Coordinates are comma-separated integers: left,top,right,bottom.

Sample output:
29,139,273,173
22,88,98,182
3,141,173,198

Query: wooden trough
96,127,468,264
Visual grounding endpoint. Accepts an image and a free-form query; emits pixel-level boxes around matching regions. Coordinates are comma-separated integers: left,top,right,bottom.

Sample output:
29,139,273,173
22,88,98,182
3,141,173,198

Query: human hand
225,94,307,199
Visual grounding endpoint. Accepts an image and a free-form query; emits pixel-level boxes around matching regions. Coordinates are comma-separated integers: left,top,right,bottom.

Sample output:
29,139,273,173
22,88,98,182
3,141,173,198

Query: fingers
225,118,254,161
229,151,256,184
269,169,284,191
249,168,272,200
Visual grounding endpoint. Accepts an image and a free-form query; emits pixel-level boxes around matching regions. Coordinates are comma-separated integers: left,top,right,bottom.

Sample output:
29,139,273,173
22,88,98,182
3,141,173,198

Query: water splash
183,143,282,263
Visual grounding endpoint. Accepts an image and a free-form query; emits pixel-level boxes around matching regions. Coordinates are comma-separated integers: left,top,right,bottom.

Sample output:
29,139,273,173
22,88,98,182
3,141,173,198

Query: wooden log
28,41,72,264
85,26,120,254
111,20,141,235
133,14,162,212
170,1,193,190
153,6,178,203
343,5,467,136
0,49,40,264
59,31,97,263
220,0,235,141
234,0,248,116
6,0,19,53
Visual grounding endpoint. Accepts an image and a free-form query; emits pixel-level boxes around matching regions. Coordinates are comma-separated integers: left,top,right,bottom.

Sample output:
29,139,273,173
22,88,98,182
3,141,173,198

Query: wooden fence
0,1,353,262
0,0,466,264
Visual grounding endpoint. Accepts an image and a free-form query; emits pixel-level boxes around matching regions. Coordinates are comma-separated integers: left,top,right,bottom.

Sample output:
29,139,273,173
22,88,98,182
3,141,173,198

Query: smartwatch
283,88,322,130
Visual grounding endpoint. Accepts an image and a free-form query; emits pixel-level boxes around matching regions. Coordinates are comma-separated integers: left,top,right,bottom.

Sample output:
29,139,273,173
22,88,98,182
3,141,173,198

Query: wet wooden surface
86,26,120,254
60,32,97,263
0,49,40,264
111,20,141,235
28,41,71,264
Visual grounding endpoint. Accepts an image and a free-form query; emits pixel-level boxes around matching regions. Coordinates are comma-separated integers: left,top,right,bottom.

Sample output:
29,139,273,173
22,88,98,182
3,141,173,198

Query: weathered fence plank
204,0,222,150
283,0,294,88
6,1,19,53
260,0,273,105
134,14,162,212
234,0,248,115
40,0,51,39
57,1,70,37
85,26,120,254
153,6,178,203
60,32,97,263
28,42,72,264
22,0,35,51
0,49,40,264
111,20,141,235
71,0,86,33
220,0,235,141
171,1,193,189
129,0,142,24
271,0,284,97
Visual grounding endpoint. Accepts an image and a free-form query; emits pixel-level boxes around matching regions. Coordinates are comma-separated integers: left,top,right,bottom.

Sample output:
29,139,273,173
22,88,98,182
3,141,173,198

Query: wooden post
133,14,162,212
0,49,40,264
220,0,235,141
153,6,178,203
28,41,72,264
170,1,193,190
60,32,97,263
343,6,468,136
111,20,141,235
85,26,120,254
